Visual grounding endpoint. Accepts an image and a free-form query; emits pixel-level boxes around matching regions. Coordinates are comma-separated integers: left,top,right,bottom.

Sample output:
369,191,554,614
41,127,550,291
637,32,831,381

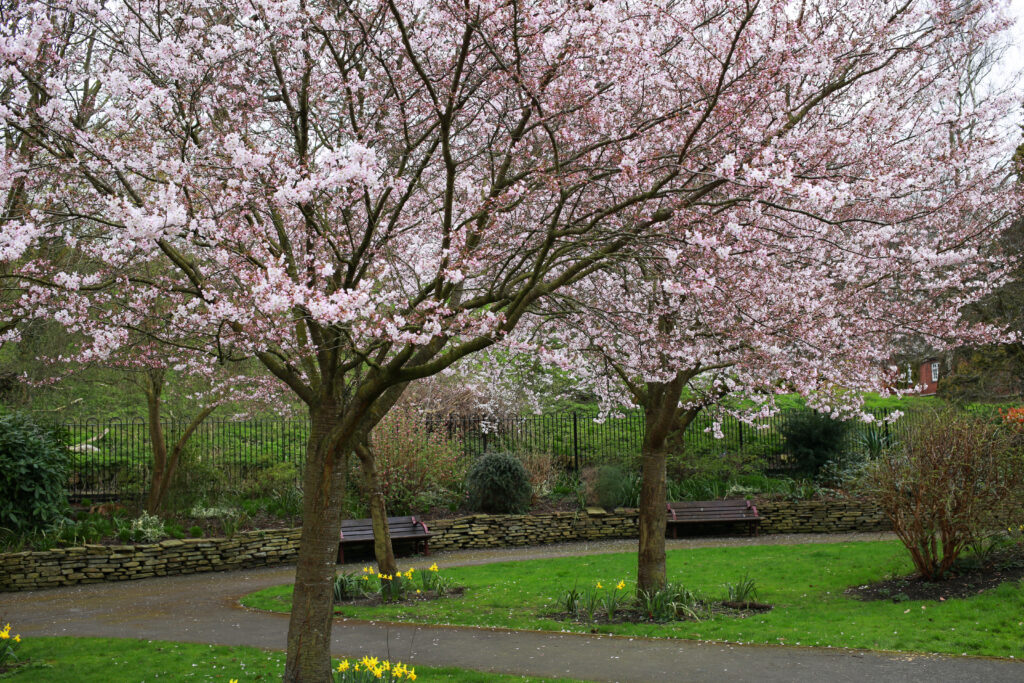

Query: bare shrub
862,411,1024,580
518,451,556,503
365,408,470,515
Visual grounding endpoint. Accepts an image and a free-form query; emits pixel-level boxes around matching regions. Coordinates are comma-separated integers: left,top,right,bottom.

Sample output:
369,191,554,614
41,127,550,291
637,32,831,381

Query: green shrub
0,412,69,533
129,512,165,543
247,461,300,497
592,465,639,509
779,410,848,477
163,450,227,513
666,445,764,482
189,525,203,537
465,452,532,514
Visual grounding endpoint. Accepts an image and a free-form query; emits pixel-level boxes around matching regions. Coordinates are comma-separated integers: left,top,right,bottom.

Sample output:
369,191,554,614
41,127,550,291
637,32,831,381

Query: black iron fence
60,408,919,500
62,417,310,500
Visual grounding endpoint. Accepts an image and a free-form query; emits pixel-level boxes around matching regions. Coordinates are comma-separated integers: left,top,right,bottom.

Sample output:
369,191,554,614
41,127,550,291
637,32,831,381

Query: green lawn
242,541,1024,659
2,637,583,682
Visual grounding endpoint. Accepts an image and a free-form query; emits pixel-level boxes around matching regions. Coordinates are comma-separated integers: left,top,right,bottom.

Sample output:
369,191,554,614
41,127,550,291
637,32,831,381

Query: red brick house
915,358,941,396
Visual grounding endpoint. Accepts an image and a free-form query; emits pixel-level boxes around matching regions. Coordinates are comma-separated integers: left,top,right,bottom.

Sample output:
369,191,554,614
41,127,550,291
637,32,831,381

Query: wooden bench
665,499,761,537
337,515,432,563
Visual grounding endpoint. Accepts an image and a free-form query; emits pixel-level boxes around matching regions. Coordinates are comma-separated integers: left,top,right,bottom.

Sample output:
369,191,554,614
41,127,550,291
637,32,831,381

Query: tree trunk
144,369,168,515
355,440,397,576
637,427,668,594
636,375,695,594
142,368,217,515
283,406,350,682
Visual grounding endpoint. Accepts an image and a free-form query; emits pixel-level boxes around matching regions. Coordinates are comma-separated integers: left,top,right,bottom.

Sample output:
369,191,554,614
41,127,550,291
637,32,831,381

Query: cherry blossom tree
523,1,1021,593
1,0,1019,678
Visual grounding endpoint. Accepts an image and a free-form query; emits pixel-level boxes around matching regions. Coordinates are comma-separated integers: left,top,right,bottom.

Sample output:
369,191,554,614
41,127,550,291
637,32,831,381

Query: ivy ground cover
242,541,1024,659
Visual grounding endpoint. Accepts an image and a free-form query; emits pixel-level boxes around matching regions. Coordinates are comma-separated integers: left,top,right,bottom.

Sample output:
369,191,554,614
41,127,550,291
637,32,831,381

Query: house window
931,362,939,383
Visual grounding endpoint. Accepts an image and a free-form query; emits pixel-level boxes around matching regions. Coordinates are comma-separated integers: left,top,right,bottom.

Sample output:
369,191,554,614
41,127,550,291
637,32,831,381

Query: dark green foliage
592,465,640,509
465,451,532,513
189,525,203,537
0,412,69,533
333,571,368,602
779,410,848,477
162,448,227,513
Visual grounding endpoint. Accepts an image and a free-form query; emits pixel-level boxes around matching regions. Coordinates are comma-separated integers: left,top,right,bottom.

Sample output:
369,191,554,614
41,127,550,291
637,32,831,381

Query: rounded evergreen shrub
465,452,532,514
0,412,70,533
779,409,848,477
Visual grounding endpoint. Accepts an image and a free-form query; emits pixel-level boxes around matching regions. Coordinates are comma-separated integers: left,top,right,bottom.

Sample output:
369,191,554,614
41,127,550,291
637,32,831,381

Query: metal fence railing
59,408,922,500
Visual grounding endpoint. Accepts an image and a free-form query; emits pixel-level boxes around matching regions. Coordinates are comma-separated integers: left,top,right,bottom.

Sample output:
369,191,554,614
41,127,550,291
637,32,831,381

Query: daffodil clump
562,579,629,622
334,655,417,681
334,563,455,604
0,622,23,669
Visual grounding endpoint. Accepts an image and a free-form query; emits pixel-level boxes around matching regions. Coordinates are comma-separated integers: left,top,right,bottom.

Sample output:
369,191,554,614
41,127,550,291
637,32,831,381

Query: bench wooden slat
665,499,761,538
337,515,432,563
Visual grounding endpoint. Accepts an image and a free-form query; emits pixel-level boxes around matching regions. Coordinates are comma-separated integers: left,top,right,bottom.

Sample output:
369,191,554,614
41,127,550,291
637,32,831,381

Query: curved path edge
4,533,1022,682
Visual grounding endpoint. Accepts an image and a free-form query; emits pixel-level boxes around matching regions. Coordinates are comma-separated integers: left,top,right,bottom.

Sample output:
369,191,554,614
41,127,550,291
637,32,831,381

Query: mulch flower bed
332,587,466,609
548,600,773,626
845,545,1024,602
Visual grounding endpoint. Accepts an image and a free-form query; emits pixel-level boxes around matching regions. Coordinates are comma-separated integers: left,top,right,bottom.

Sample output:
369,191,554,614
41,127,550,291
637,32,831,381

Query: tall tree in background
1,1,1019,679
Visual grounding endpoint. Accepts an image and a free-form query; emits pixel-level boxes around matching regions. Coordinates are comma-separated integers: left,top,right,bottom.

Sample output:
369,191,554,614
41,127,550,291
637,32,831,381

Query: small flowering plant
336,563,456,604
334,655,417,681
0,622,23,669
561,580,629,622
418,563,454,596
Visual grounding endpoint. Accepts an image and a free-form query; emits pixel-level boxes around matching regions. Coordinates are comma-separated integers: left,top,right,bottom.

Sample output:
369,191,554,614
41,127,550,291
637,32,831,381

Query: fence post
572,412,579,472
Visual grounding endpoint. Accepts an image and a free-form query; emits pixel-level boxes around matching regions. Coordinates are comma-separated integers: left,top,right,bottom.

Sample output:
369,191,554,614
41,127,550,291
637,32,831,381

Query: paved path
4,533,1022,682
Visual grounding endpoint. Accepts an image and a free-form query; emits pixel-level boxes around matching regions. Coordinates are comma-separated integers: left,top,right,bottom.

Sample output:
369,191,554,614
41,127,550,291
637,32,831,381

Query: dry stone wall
426,509,639,551
754,499,890,534
0,528,301,592
1,500,889,591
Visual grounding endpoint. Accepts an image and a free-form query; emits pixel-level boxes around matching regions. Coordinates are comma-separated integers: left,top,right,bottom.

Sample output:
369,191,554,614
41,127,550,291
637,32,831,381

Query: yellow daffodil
416,589,421,594
0,631,8,640
382,660,391,671
616,580,626,590
337,659,350,672
596,581,602,589
404,570,414,580
372,665,384,679
13,635,20,643
229,679,238,683
361,655,380,670
428,563,438,572
408,669,417,681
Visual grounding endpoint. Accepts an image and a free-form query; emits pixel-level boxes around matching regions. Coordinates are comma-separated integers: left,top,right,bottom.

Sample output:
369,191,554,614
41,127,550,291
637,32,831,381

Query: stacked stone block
1,500,889,592
754,500,889,534
1,528,302,592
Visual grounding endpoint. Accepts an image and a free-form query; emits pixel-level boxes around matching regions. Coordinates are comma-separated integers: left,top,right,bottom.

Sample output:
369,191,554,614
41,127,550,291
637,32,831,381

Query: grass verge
1,637,583,682
242,541,1024,658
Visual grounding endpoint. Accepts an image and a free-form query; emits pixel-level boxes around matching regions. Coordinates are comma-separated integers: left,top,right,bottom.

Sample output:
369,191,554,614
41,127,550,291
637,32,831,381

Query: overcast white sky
998,0,1024,91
